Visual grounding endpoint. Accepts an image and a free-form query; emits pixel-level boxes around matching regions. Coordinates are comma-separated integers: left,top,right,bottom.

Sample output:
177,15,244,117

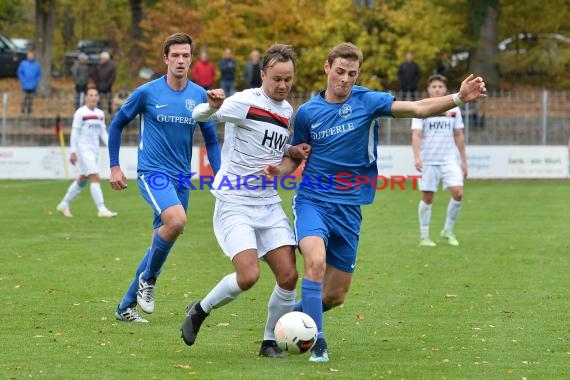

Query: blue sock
301,278,325,340
144,231,174,279
293,300,331,313
118,248,150,311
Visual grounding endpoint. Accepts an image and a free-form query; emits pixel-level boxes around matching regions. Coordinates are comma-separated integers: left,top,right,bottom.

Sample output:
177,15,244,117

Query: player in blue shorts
288,43,486,362
108,33,221,323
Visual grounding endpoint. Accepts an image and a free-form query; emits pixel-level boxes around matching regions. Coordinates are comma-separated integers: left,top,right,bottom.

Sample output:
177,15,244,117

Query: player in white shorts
412,74,467,247
180,44,310,358
56,87,117,218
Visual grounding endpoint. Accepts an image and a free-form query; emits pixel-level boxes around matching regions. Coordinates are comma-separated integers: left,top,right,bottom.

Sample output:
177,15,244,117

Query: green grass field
1,179,569,379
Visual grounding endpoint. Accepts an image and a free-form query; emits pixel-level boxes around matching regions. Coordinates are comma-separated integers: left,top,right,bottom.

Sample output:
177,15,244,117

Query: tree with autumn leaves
2,0,569,91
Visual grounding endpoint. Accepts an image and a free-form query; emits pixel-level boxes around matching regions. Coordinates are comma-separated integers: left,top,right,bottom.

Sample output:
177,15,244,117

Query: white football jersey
70,105,108,155
411,107,464,165
210,88,293,205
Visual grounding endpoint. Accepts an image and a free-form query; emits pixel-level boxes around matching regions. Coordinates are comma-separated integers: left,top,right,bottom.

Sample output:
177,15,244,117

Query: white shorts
76,151,99,176
213,199,296,260
419,163,464,192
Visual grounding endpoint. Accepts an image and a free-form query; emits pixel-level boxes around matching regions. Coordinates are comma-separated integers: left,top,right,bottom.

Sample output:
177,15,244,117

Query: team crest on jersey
339,104,352,118
185,99,196,111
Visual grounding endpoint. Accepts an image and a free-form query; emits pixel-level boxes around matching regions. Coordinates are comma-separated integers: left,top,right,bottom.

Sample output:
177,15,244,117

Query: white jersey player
56,87,117,218
180,44,310,358
412,74,467,246
208,87,292,205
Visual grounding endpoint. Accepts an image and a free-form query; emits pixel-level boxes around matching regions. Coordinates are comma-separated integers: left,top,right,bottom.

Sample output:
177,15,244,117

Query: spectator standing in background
435,51,451,77
112,85,130,114
93,51,116,115
192,50,216,90
218,48,237,96
71,53,89,109
17,50,42,115
397,51,421,101
242,49,262,89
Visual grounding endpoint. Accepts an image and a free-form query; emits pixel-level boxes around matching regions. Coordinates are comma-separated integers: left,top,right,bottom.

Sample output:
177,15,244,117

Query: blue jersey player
108,33,221,323
288,43,487,362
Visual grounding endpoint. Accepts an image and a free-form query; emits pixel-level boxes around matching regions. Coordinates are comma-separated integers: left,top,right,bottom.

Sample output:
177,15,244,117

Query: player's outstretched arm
392,74,487,119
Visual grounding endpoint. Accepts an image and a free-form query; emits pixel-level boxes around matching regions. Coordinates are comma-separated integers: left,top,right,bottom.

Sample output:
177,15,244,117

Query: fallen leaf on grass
444,294,457,299
356,314,366,320
328,368,338,372
173,364,192,369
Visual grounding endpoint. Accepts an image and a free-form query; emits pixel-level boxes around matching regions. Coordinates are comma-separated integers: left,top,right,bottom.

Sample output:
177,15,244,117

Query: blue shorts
138,172,190,229
292,194,362,273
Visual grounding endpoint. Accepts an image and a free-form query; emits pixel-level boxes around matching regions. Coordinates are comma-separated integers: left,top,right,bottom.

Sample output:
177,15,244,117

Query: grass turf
1,179,568,379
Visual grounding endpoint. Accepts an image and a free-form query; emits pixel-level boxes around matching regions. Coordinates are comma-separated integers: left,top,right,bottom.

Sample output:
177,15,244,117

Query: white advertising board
0,146,567,179
376,146,568,179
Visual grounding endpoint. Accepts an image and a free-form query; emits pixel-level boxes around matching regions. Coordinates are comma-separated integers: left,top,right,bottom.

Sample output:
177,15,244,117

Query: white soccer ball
274,311,317,354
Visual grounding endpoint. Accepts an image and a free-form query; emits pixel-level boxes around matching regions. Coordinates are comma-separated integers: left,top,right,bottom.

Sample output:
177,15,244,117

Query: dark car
0,33,27,77
63,39,113,75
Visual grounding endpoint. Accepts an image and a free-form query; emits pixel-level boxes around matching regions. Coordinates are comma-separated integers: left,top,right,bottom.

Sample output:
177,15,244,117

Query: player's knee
167,217,187,235
237,270,260,291
323,294,344,308
276,268,298,291
304,257,326,279
452,189,463,201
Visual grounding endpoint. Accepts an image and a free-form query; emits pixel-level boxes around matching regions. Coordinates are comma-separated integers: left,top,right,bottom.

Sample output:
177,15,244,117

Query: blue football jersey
120,76,216,179
291,86,394,205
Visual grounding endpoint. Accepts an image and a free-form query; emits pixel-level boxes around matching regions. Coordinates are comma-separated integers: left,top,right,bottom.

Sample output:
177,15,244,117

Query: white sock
418,200,432,238
60,180,82,207
200,273,242,314
263,284,296,341
90,182,106,211
444,199,462,232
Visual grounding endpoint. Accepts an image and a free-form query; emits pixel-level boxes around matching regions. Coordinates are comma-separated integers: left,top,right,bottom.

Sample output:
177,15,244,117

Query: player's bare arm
392,74,487,119
411,130,422,172
454,129,468,177
109,166,127,190
262,155,303,179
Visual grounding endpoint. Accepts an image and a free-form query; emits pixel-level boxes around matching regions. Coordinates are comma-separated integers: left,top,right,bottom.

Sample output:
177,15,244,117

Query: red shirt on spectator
192,51,216,90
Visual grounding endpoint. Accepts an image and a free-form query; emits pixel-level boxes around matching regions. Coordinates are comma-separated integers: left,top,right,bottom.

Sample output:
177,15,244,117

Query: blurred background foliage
1,0,569,92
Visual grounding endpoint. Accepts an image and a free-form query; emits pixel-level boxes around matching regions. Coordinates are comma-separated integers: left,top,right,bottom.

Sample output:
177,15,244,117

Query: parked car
10,37,34,50
451,33,570,69
63,39,113,75
0,33,27,77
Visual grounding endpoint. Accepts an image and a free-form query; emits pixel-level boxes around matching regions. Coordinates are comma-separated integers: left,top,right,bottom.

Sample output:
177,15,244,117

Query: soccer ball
274,311,317,354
